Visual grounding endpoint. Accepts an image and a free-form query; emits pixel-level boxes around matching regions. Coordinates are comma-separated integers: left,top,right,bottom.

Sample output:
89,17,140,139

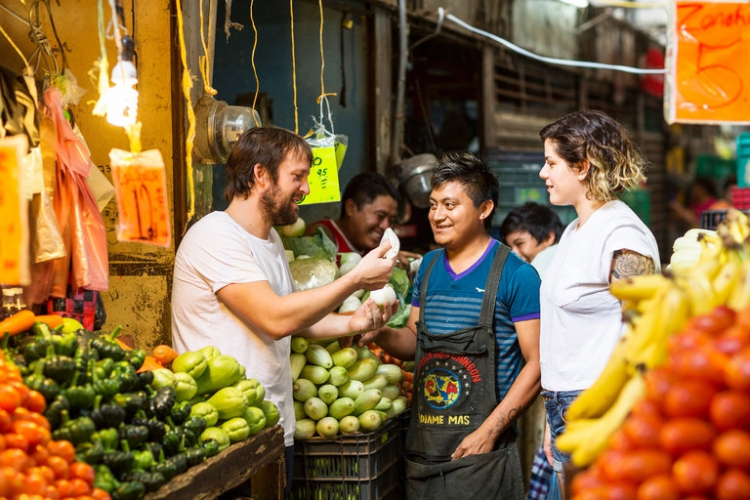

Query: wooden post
482,45,497,150
371,8,393,175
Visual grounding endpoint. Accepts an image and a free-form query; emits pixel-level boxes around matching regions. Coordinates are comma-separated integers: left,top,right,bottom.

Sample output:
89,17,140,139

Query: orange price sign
667,2,750,124
109,149,172,247
0,136,30,285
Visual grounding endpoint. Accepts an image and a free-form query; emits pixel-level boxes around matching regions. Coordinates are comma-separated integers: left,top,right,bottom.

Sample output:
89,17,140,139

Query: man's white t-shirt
540,200,661,392
171,211,297,446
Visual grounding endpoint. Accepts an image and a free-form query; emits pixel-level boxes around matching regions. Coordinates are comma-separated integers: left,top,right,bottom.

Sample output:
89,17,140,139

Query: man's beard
261,186,298,226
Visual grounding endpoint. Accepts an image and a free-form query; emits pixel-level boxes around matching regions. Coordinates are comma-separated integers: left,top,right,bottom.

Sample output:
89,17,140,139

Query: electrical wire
176,0,196,223
199,0,218,96
317,0,336,104
249,0,260,127
446,12,667,75
594,0,666,8
289,0,299,134
0,24,31,74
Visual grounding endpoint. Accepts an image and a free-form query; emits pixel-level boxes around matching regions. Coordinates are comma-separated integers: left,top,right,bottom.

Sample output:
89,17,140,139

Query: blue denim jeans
541,390,582,500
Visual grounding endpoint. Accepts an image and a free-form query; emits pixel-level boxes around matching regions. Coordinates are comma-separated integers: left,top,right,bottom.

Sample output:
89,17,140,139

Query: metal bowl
396,153,438,208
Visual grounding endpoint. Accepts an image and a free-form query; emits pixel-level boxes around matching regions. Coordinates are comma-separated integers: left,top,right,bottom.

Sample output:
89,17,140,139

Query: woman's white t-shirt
171,211,297,446
540,200,661,392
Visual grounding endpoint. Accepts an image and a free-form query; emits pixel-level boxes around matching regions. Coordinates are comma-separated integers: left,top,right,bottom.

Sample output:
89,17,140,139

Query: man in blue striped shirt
361,152,541,499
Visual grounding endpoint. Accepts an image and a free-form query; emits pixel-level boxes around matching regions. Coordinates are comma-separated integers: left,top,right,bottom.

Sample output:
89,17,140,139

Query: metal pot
395,153,438,208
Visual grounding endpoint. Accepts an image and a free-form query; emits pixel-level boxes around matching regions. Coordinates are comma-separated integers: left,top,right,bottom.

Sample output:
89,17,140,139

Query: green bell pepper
64,368,96,411
125,348,146,371
174,372,198,402
220,417,250,443
92,359,122,400
194,355,245,396
112,391,147,419
200,426,231,451
147,386,176,419
23,322,54,362
189,401,219,427
137,369,154,390
111,481,145,500
96,427,120,451
181,416,207,439
122,470,164,493
183,446,206,466
171,350,208,379
101,440,135,477
118,424,150,448
76,437,105,465
132,448,155,470
170,400,193,425
42,345,76,385
51,330,78,357
91,326,126,361
94,464,121,493
202,438,220,458
52,410,96,446
24,360,61,403
90,394,127,429
111,361,139,393
42,394,69,429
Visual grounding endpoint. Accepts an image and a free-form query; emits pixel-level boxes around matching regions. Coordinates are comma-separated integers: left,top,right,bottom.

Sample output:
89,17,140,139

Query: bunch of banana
554,209,750,468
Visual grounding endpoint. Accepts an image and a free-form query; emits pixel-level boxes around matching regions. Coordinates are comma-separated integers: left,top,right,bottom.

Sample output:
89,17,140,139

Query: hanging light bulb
106,36,139,127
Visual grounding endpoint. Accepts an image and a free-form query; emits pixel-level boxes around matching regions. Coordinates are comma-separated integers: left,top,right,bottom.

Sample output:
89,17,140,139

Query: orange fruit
713,429,750,468
663,379,717,419
672,450,719,495
714,324,750,355
571,468,607,496
725,347,750,391
610,449,672,484
715,468,750,500
710,390,750,431
622,414,663,449
635,474,680,500
658,418,716,456
644,367,677,406
670,345,728,386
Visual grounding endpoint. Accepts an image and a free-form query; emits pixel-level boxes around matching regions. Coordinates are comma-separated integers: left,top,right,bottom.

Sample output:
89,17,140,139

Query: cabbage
281,227,337,261
289,258,339,291
388,266,410,298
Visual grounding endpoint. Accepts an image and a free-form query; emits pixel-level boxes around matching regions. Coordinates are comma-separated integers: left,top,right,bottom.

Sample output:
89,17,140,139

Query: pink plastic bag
43,87,109,294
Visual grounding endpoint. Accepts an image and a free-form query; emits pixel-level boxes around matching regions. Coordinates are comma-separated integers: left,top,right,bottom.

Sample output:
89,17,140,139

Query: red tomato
663,380,716,419
636,474,680,500
710,390,750,431
673,451,719,495
715,468,750,500
658,418,717,456
713,429,750,468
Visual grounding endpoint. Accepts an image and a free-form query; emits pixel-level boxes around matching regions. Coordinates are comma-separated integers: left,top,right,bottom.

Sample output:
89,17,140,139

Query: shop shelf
291,418,402,500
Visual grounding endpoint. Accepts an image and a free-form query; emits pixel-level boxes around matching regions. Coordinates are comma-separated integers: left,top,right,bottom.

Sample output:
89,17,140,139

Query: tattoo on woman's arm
611,250,655,282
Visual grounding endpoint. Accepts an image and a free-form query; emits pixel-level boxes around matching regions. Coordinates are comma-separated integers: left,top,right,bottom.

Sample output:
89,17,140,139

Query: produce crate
291,418,402,500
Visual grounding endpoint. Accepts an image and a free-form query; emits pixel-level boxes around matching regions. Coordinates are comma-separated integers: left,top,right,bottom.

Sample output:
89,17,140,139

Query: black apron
404,244,525,500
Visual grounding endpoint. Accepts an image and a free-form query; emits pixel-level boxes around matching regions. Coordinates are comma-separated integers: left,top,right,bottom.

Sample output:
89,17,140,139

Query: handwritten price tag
298,145,341,205
668,2,750,124
0,136,30,285
109,149,172,247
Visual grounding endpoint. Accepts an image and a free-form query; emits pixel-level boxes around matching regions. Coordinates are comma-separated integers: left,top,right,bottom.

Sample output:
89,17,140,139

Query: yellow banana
712,251,743,307
609,273,670,302
555,418,600,454
622,291,666,364
630,285,689,369
569,370,646,468
728,259,750,310
676,272,718,317
565,336,630,421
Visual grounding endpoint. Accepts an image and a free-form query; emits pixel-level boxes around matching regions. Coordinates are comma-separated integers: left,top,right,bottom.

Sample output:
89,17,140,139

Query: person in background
670,175,732,228
171,127,396,497
306,171,421,269
538,111,660,500
360,152,541,499
500,201,564,278
500,201,564,500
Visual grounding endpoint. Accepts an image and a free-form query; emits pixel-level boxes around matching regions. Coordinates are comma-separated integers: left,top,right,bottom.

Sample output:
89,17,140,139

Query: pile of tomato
572,306,750,500
0,352,111,500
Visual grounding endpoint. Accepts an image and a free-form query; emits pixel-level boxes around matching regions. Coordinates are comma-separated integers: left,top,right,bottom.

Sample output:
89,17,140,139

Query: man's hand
345,298,396,336
349,242,396,291
394,250,422,273
451,427,495,460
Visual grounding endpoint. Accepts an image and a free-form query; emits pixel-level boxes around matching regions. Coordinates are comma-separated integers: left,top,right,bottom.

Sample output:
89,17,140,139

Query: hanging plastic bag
109,148,172,248
334,134,348,171
299,96,344,205
43,87,109,294
26,146,66,263
72,123,115,212
0,135,31,285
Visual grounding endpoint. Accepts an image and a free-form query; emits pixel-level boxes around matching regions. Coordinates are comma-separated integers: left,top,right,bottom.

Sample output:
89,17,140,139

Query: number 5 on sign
109,149,172,247
298,145,341,205
0,136,30,285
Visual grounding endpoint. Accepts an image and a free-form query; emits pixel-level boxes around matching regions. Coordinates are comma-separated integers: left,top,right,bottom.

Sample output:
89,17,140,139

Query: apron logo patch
423,368,461,409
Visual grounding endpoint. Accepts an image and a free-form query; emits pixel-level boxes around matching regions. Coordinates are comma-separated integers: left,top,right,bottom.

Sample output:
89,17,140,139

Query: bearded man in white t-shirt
171,126,396,496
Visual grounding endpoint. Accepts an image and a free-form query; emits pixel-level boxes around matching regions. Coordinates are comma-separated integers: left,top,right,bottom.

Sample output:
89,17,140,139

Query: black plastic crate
291,418,402,500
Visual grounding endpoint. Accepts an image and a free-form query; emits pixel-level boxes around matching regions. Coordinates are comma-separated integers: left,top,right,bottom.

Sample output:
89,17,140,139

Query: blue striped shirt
411,240,541,401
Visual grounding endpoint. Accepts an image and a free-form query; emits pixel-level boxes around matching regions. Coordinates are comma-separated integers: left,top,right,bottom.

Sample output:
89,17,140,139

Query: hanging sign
0,136,30,285
109,149,172,247
666,2,750,124
299,137,341,205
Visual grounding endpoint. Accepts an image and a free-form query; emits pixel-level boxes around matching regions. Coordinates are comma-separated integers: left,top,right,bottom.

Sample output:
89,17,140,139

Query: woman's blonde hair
540,110,647,202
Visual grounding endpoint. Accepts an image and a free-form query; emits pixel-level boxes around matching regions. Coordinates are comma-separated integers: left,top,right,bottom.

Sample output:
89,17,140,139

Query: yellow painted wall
0,0,175,350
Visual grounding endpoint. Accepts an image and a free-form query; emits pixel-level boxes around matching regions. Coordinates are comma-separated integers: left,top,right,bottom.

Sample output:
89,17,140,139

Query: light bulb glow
106,60,139,127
